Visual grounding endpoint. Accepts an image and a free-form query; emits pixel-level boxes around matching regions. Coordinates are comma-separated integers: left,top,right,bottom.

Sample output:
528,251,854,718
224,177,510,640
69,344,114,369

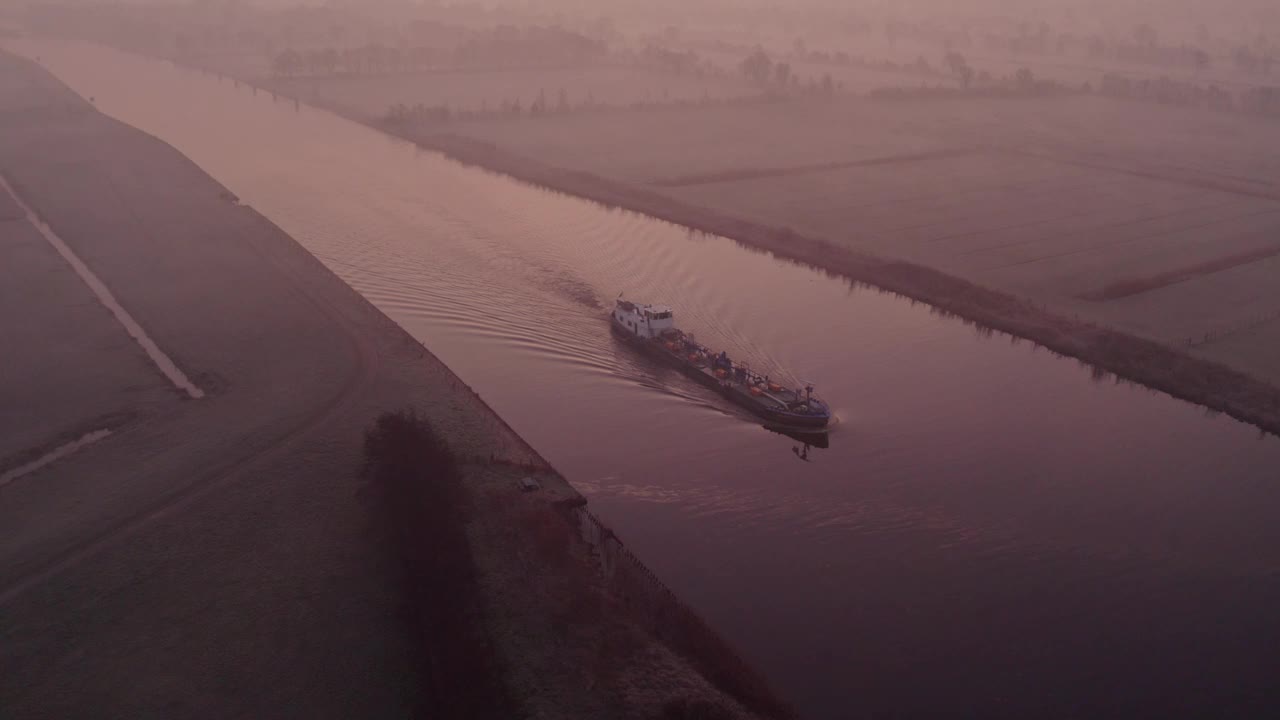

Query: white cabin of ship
614,300,675,339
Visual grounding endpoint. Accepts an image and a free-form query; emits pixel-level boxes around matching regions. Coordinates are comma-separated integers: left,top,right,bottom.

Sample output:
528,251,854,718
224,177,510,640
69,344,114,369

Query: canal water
11,39,1280,719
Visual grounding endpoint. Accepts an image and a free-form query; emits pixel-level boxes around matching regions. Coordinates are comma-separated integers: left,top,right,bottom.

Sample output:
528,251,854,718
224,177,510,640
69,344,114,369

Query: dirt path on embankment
0,50,786,719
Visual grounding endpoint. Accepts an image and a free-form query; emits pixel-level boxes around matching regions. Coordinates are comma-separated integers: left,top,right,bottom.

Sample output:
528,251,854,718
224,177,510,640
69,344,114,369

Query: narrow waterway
12,39,1280,719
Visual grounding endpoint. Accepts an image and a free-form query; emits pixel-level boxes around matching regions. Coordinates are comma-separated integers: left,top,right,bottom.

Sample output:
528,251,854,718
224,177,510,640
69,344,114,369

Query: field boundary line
0,174,205,399
651,148,980,187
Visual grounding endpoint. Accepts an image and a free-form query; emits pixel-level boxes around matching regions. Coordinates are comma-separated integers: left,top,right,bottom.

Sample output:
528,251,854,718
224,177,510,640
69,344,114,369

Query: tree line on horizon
381,86,789,128
269,24,608,78
883,17,1274,76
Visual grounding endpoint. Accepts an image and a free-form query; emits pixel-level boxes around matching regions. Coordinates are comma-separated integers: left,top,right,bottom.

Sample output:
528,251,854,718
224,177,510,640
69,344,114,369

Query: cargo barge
611,297,831,429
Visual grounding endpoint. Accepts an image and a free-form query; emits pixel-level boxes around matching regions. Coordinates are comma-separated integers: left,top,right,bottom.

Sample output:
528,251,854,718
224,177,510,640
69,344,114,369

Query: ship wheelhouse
613,299,675,340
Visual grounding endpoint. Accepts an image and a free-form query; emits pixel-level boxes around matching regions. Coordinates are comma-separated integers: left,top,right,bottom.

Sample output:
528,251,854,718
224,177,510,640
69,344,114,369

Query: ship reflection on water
765,424,831,460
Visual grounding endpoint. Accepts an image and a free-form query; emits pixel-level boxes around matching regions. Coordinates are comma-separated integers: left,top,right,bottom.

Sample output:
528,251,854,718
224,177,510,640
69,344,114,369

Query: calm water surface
12,39,1280,719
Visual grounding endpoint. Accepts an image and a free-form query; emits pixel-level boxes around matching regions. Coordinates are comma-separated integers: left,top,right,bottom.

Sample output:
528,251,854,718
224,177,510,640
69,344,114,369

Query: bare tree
1234,46,1260,74
1015,67,1036,91
944,52,974,89
739,49,773,85
272,48,302,77
1132,24,1159,49
1192,48,1210,72
773,62,791,87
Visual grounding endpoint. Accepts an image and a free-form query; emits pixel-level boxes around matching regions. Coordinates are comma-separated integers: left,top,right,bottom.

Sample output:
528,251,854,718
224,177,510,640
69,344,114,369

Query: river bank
0,49,786,719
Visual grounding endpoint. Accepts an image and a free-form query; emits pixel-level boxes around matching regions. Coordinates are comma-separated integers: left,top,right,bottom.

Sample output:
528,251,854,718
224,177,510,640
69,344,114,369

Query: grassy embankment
363,409,795,719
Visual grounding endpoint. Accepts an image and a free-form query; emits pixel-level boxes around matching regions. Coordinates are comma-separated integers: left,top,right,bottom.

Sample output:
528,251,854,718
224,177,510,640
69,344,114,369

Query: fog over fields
4,1,1280,719
18,0,1277,390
